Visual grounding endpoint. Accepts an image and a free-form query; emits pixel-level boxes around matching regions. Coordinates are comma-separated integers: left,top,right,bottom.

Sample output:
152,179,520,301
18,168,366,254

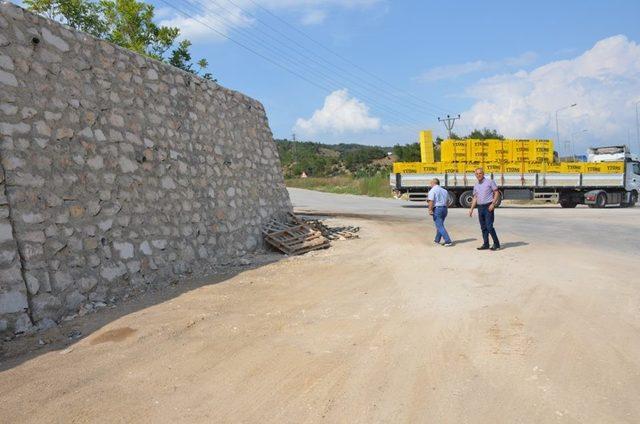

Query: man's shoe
434,241,442,245
477,245,490,250
443,242,453,247
490,245,501,251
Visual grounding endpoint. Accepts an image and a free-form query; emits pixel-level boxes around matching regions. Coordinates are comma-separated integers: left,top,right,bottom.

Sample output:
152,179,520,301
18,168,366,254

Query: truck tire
459,190,474,208
594,192,607,208
560,200,577,208
447,191,458,208
622,191,638,208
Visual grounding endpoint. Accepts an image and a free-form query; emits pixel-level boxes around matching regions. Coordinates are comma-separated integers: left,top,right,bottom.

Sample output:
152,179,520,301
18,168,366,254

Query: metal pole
555,103,577,156
635,101,640,153
555,111,560,152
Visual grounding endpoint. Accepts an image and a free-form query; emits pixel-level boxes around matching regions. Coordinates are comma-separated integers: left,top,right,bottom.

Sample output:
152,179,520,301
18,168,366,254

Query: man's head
430,177,440,187
474,168,485,182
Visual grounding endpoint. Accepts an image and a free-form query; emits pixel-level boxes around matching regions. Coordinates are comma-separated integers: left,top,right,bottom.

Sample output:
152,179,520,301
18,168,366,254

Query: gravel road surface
1,189,639,423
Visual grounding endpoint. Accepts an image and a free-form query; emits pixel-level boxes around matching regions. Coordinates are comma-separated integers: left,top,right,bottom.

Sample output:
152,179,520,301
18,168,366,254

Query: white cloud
159,3,254,41
160,0,381,41
294,89,382,135
462,35,640,150
300,9,327,25
419,52,538,82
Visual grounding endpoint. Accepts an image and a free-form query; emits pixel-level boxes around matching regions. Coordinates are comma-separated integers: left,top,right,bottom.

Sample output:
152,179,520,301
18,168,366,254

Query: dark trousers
432,206,451,244
477,204,500,247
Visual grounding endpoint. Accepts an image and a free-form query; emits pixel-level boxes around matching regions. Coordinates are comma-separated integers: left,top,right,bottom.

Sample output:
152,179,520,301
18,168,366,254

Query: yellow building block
418,162,441,173
440,162,458,173
525,162,545,173
487,140,512,163
419,130,434,163
485,162,503,173
599,162,625,173
468,139,490,163
504,162,525,173
544,163,563,173
392,162,420,174
529,140,554,162
560,162,585,173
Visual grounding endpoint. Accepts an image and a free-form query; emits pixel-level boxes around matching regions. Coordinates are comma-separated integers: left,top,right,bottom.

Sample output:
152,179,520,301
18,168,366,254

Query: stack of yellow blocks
392,138,625,175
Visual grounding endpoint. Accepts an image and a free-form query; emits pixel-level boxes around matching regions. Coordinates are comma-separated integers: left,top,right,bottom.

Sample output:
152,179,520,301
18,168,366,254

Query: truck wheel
595,192,607,208
623,191,638,208
447,191,458,208
459,190,474,208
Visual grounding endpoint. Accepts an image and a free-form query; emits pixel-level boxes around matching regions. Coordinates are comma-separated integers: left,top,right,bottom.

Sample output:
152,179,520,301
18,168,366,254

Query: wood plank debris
263,214,360,255
298,217,360,240
262,214,330,255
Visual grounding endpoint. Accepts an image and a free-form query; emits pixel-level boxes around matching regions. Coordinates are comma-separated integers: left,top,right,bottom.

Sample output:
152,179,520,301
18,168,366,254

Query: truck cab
584,146,639,208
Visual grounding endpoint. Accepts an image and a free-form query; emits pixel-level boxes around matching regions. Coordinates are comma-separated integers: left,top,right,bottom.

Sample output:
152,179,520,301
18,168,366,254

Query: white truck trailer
390,146,640,208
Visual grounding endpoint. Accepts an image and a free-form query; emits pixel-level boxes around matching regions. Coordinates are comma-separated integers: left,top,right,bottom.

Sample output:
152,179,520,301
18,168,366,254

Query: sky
15,0,640,153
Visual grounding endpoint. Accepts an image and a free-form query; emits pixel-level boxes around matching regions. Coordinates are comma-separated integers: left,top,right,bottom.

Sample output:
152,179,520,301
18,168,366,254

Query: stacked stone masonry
0,2,291,335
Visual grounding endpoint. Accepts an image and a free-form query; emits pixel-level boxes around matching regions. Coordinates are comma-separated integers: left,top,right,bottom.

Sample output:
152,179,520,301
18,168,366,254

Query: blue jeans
432,206,452,244
477,204,500,247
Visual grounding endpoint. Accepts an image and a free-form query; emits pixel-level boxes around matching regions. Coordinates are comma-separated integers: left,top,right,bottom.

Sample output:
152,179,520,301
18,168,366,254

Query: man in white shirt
427,178,453,246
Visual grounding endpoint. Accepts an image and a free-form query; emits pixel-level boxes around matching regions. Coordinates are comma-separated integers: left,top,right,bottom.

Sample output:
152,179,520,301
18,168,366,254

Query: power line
218,0,445,118
171,0,430,131
179,0,431,129
244,0,451,115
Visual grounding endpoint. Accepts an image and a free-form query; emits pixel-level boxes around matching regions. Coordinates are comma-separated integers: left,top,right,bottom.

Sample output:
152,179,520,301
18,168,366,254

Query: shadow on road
0,256,283,372
454,238,476,244
501,241,529,249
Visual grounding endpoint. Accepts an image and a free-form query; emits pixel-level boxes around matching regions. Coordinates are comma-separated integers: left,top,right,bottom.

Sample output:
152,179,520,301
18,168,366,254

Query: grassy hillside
276,139,393,179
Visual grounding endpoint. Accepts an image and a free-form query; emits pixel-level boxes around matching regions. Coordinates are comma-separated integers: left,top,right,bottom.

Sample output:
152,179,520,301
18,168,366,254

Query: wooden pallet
263,215,330,255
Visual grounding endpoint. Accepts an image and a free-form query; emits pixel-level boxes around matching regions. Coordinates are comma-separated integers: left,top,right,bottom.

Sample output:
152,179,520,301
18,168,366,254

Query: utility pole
291,133,298,174
438,114,461,138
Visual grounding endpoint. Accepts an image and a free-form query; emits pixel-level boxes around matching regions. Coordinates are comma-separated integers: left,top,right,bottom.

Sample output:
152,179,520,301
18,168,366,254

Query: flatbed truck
390,146,640,208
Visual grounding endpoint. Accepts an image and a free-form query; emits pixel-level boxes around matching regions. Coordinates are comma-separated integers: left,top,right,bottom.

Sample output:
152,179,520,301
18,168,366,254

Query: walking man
468,168,501,251
427,178,453,247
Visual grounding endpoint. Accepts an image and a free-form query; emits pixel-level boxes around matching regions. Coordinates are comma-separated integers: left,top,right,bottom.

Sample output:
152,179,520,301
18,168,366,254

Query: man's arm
488,189,500,212
428,199,434,215
488,180,500,211
468,195,477,217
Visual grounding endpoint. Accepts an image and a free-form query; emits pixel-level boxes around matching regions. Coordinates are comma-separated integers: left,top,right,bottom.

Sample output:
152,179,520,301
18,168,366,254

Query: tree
25,0,214,80
392,143,421,162
197,58,214,81
169,39,193,72
466,128,504,139
100,0,178,60
24,0,106,36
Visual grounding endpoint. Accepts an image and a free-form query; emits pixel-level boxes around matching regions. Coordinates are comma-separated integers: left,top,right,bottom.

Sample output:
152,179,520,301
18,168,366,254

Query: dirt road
2,189,640,423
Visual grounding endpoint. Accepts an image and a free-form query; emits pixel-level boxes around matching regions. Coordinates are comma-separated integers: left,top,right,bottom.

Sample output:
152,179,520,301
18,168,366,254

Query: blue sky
15,0,640,152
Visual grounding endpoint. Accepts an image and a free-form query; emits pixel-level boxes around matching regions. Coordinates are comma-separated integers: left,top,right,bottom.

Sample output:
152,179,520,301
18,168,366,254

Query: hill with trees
277,128,505,179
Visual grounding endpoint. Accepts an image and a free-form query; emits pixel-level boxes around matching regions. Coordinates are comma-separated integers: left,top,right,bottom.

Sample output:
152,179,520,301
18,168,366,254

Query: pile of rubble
263,214,359,255
301,218,360,241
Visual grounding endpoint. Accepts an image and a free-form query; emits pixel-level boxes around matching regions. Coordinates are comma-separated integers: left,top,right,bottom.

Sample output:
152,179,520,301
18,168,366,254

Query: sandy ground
1,189,640,423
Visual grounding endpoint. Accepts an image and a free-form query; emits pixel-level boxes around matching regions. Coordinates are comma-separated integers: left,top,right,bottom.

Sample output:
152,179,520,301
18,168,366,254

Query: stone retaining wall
0,2,291,335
